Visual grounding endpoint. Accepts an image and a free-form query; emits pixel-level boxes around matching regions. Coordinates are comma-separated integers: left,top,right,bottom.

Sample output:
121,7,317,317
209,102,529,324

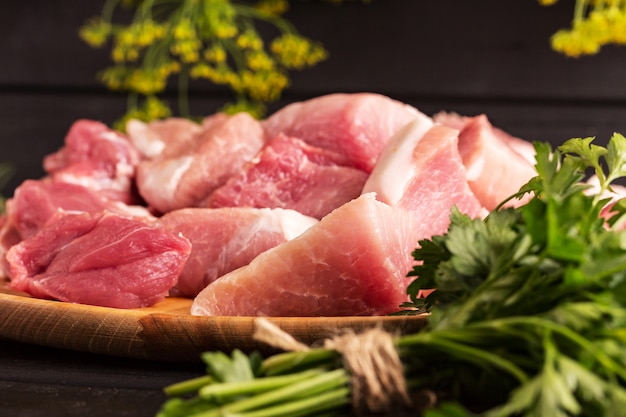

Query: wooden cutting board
0,283,427,362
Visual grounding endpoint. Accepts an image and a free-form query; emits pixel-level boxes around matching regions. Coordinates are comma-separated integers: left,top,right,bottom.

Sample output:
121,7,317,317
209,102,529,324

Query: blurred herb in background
80,0,332,129
539,0,626,57
0,163,14,214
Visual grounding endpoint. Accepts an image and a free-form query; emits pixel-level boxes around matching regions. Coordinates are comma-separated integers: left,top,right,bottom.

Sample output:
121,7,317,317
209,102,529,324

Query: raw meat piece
6,211,191,308
434,112,537,210
157,207,318,297
4,179,153,241
0,180,153,278
43,119,141,204
363,121,487,235
203,134,369,219
262,93,426,172
136,112,265,214
191,193,422,317
125,117,201,159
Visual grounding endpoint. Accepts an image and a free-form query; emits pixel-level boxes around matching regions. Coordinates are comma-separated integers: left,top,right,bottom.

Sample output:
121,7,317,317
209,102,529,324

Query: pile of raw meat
0,93,537,316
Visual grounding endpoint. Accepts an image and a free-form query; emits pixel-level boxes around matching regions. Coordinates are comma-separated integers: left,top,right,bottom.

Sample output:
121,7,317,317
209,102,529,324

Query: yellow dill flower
99,65,131,91
580,10,613,46
79,18,112,48
245,50,275,71
204,45,228,63
221,100,266,119
551,27,601,57
171,38,203,63
255,0,289,16
538,0,559,5
241,69,289,102
174,18,197,41
236,30,264,50
604,8,626,44
143,96,172,120
271,34,328,69
190,62,213,79
127,68,168,95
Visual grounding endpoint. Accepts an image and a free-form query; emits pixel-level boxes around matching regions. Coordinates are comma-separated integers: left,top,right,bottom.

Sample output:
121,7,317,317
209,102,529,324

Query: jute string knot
253,318,413,415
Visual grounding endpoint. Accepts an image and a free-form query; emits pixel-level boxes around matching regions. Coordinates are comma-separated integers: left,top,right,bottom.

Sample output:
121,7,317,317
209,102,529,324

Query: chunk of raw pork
262,93,426,172
191,193,422,317
434,112,537,210
203,134,369,219
43,119,141,204
6,211,191,308
363,121,487,236
157,207,318,297
125,117,201,159
0,180,153,278
136,112,265,214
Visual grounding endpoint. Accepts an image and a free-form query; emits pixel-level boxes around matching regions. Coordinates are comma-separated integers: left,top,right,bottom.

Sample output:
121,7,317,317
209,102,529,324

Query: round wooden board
0,283,428,362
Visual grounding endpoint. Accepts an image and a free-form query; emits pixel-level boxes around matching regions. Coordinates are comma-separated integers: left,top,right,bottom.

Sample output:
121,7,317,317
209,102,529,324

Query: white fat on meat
136,155,194,213
362,115,434,205
126,117,201,159
434,112,537,210
363,121,487,236
135,112,266,214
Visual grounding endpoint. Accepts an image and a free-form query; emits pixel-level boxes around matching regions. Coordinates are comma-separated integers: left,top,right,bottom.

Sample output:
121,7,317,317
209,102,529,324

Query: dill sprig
80,0,329,128
539,0,626,57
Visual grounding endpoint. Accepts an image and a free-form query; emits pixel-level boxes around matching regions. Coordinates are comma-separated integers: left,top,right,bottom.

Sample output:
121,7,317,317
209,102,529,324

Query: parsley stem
198,369,325,401
485,316,626,381
261,348,340,376
190,369,349,417
164,375,213,397
397,332,529,384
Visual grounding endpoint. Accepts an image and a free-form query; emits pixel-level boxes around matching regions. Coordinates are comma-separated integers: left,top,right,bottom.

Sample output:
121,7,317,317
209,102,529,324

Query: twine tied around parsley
253,318,435,415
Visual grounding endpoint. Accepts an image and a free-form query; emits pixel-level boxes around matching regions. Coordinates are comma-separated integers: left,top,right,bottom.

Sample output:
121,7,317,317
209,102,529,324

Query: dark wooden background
3,2,626,415
3,0,626,197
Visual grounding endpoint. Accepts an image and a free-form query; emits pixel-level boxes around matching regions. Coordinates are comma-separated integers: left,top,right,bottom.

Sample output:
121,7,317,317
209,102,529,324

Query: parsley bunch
157,134,626,417
403,133,626,415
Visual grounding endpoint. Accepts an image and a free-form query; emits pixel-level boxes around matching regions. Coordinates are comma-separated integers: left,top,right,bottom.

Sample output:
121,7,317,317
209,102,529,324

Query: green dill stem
397,332,529,384
261,348,339,376
164,375,213,397
101,0,122,23
178,64,190,118
233,4,296,34
198,369,324,401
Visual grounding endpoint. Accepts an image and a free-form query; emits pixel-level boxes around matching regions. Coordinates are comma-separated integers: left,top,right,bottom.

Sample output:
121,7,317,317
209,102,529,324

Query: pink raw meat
262,93,425,172
204,134,369,219
43,119,141,204
0,180,153,278
4,179,152,241
191,193,422,317
158,207,318,297
125,117,201,159
363,121,487,235
136,112,265,214
434,112,537,210
6,211,191,308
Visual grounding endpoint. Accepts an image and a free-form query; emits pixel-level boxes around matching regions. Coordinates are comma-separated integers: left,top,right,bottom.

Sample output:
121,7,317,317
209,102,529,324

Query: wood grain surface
0,283,427,362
